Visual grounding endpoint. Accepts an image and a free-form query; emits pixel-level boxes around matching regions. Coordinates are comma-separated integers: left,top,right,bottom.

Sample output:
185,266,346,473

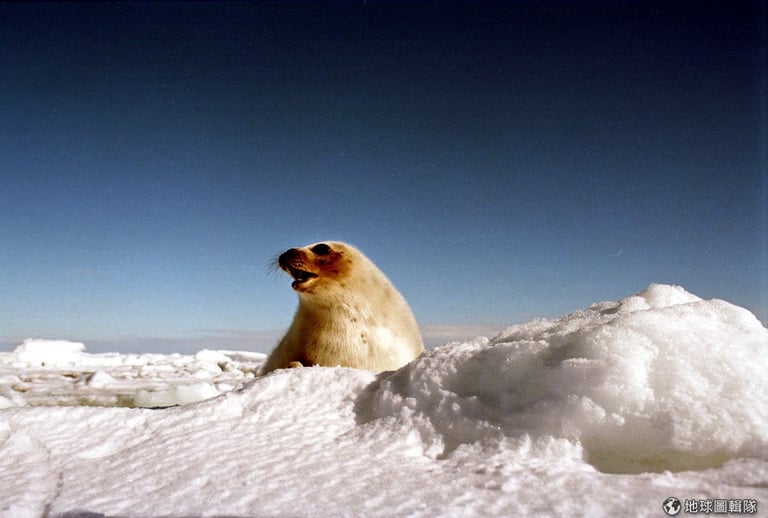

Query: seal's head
277,241,358,294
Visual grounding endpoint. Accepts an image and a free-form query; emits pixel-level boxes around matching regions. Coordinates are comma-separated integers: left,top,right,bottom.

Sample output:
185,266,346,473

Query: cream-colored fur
260,241,423,375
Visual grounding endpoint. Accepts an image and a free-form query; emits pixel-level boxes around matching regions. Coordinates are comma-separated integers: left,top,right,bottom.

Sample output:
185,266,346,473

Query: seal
260,241,423,374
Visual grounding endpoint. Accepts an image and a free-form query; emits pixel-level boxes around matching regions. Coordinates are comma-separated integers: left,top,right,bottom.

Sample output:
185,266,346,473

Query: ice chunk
133,382,221,408
77,370,115,388
14,339,86,366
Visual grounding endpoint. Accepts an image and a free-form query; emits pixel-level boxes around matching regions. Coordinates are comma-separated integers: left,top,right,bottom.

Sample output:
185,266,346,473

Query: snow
1,284,766,517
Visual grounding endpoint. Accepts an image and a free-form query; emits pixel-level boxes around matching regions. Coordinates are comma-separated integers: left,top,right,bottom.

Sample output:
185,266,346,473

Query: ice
13,339,86,366
133,382,221,408
0,343,264,408
77,370,115,388
0,284,766,517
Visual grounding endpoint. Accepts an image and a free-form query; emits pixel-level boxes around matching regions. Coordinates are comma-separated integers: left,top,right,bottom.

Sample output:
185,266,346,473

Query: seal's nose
278,248,302,269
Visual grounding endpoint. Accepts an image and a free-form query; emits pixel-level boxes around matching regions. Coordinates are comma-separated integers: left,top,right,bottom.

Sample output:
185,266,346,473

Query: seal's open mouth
277,248,319,289
287,266,318,288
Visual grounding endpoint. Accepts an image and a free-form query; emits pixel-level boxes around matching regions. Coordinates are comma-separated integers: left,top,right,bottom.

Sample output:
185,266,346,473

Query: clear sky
1,1,766,354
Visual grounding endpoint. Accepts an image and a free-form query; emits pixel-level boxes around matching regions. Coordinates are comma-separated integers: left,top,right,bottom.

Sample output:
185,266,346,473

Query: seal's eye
311,243,332,256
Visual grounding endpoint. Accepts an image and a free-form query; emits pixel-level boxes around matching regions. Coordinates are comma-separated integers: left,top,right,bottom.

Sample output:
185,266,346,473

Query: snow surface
1,284,766,517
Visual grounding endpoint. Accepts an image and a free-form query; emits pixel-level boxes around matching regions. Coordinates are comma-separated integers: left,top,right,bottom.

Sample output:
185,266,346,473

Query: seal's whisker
267,254,282,275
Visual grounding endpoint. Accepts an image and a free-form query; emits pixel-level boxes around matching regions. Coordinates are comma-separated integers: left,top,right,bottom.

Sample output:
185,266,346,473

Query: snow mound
363,284,768,473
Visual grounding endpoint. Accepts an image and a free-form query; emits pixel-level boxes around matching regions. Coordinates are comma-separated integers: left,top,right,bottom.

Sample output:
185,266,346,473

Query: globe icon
663,497,682,516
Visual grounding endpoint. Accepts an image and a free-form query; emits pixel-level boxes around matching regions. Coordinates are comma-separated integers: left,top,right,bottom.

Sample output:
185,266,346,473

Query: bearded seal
260,241,423,374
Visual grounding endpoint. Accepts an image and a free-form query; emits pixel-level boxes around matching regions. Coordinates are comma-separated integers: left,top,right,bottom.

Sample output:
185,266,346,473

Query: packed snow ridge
1,284,767,517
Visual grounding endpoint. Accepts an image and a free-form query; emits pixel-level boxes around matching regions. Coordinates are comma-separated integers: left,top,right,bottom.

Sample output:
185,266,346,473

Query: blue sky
1,1,766,354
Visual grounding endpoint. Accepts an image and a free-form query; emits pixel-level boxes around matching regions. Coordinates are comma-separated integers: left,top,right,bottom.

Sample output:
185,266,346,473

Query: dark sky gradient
1,1,766,353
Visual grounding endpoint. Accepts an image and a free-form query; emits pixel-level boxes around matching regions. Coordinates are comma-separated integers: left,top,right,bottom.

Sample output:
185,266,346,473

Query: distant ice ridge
0,342,265,408
1,284,766,516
